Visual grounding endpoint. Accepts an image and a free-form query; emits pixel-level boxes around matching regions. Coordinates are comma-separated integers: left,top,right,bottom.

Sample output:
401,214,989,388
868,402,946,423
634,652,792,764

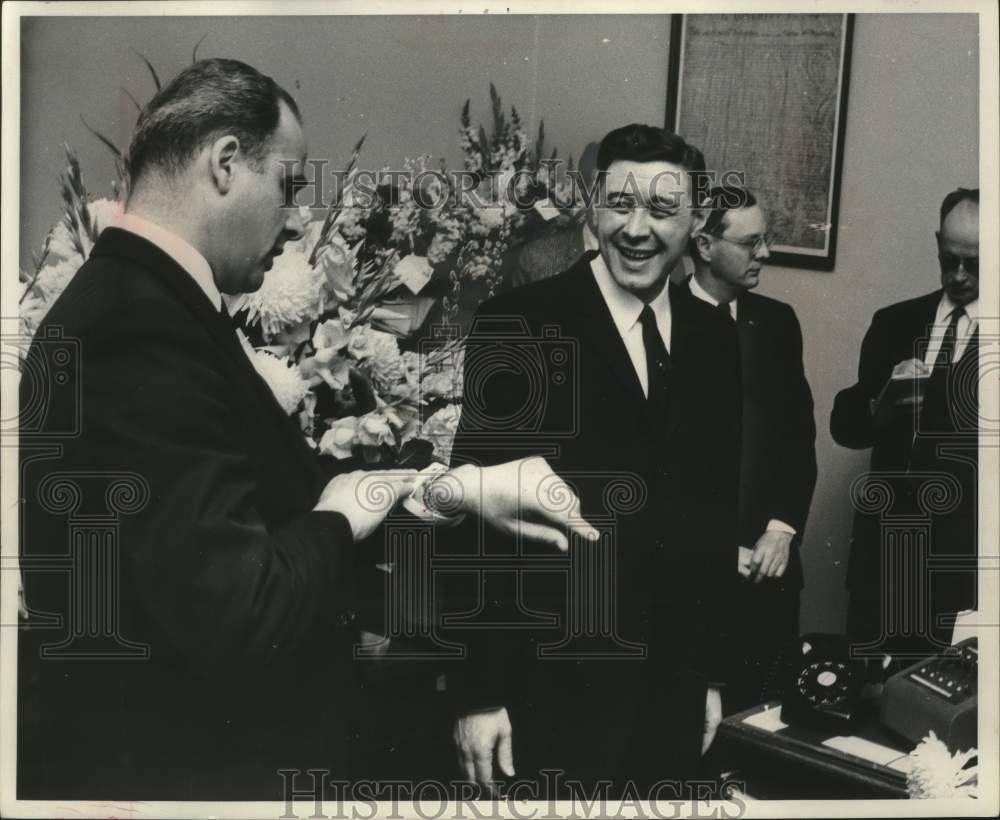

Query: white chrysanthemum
19,287,50,340
46,198,122,261
420,404,461,465
347,325,403,392
33,257,83,302
249,350,311,414
476,206,506,231
906,731,978,799
242,250,324,341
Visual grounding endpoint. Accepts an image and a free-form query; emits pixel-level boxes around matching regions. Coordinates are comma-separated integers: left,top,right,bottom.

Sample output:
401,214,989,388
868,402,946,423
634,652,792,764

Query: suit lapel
734,294,762,384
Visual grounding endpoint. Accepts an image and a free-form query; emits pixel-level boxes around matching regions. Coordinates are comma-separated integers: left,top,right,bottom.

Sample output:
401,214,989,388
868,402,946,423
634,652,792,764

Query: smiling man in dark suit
17,58,591,800
447,124,742,795
831,188,979,658
685,185,818,711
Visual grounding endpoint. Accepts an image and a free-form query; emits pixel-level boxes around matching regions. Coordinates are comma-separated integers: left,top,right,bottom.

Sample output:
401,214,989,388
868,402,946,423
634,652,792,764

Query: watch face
798,660,852,706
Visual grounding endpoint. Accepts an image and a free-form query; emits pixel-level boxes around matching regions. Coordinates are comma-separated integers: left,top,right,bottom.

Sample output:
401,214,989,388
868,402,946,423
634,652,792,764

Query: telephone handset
779,633,867,730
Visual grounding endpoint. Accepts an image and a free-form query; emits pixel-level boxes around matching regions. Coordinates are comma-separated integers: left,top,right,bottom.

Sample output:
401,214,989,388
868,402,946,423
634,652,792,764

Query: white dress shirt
589,252,671,399
924,293,978,366
687,274,795,537
582,220,599,253
118,213,223,312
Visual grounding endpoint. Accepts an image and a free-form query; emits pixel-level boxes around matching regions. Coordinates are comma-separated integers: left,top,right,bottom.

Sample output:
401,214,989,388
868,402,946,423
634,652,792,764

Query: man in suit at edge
441,124,742,796
685,185,818,711
17,58,596,800
830,188,979,658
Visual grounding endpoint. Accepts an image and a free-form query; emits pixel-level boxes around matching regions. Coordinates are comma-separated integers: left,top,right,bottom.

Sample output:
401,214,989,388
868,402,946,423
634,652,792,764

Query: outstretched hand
436,457,600,550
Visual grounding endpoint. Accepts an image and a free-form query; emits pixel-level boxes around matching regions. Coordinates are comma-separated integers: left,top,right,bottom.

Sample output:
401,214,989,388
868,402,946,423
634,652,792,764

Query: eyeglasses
938,253,979,276
712,232,775,255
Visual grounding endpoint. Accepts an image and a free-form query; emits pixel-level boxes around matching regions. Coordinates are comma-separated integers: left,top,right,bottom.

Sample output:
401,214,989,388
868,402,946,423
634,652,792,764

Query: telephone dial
778,633,867,730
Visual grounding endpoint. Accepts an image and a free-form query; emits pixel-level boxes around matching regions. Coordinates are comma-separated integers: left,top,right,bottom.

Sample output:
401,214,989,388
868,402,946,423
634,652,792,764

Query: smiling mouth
617,246,659,263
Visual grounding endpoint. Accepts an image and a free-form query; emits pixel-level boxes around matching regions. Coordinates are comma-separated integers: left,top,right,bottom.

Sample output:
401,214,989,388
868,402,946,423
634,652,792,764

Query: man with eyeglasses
831,187,979,657
683,185,817,712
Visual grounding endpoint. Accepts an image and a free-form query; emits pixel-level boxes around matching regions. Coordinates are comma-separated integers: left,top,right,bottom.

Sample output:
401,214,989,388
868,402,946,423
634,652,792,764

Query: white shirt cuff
766,519,797,536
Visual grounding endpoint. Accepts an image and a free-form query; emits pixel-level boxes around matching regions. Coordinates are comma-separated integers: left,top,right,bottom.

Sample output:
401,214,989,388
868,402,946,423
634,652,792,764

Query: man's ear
209,135,241,194
694,231,713,264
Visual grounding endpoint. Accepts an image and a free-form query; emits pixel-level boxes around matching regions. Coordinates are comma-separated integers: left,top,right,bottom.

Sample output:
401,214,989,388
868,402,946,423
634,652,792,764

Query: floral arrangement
905,731,978,799
19,81,585,469
329,84,583,326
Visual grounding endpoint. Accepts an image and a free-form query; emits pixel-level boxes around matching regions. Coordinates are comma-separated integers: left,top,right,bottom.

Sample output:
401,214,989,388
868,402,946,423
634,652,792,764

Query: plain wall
17,13,980,634
756,13,979,631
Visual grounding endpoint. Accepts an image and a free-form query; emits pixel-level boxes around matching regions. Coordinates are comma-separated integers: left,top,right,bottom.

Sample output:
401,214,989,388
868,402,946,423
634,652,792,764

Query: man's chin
611,266,670,299
944,286,976,305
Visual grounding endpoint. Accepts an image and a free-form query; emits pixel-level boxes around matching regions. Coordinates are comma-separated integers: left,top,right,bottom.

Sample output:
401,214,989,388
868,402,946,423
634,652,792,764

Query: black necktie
716,301,734,321
639,304,670,406
911,306,967,470
932,306,965,374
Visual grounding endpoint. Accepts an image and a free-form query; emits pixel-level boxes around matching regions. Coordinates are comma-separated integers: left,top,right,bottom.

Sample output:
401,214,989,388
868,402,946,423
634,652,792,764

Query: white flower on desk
906,731,977,799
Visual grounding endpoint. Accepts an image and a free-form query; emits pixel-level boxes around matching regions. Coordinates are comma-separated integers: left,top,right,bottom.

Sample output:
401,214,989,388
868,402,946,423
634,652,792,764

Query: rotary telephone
777,633,868,730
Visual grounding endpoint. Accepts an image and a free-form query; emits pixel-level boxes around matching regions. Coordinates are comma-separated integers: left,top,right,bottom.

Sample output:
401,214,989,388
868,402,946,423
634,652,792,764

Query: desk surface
718,701,911,799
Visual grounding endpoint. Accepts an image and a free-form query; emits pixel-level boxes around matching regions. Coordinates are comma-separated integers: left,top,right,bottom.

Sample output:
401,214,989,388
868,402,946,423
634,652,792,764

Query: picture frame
666,13,855,271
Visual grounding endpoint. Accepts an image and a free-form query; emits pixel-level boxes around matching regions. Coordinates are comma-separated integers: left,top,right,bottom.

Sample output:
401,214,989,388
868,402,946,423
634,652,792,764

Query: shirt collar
936,291,978,324
689,273,738,319
118,212,222,311
590,251,670,337
582,220,599,253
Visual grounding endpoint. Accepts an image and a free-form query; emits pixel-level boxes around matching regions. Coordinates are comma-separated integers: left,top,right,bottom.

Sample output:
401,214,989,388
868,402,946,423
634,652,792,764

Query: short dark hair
940,187,979,225
699,185,758,236
125,58,300,185
596,124,706,176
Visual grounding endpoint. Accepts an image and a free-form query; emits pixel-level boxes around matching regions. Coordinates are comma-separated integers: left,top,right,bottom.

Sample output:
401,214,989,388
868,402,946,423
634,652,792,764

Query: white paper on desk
742,707,788,733
822,735,904,766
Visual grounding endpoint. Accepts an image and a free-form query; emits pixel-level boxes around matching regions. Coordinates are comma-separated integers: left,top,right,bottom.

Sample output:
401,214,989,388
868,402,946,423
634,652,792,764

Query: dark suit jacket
18,229,359,800
831,290,978,608
442,256,742,786
730,287,817,590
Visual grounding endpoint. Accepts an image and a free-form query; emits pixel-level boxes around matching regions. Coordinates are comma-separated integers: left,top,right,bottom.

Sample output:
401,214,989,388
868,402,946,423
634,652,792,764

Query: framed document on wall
666,14,854,271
